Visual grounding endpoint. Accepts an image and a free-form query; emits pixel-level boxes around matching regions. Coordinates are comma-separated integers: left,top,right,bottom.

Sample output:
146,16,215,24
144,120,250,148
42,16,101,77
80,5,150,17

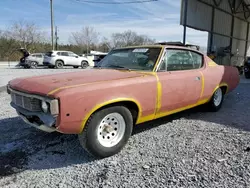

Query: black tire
55,60,64,69
24,64,30,69
48,65,55,68
73,66,79,69
30,61,38,69
81,61,89,69
206,87,224,112
78,106,133,158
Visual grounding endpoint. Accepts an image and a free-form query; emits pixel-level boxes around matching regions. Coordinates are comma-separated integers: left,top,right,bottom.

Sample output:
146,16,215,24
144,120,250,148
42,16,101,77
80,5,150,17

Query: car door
36,54,43,65
156,48,204,114
60,52,71,65
68,52,80,65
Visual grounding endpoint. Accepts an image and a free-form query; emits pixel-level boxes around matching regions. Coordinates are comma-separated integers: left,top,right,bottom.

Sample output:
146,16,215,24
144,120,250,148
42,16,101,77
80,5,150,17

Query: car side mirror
75,56,78,58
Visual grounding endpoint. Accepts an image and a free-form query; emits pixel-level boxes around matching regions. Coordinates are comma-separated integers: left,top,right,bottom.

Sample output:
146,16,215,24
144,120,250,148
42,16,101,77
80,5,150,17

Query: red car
7,43,240,158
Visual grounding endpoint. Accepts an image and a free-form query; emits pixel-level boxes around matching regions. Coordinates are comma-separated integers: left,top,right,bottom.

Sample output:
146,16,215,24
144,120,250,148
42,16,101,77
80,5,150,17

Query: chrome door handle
195,76,200,81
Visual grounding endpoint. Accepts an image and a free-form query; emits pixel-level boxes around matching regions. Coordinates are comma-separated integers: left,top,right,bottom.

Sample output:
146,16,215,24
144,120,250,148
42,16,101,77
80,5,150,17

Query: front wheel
206,87,224,112
81,61,89,69
78,106,133,158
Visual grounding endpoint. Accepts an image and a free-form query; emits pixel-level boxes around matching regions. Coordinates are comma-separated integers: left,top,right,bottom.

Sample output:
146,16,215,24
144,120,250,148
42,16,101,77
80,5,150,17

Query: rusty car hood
9,69,148,96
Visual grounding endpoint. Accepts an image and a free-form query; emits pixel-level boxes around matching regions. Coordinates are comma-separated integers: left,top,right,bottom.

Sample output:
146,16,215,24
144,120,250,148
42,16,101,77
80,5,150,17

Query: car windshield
96,47,162,71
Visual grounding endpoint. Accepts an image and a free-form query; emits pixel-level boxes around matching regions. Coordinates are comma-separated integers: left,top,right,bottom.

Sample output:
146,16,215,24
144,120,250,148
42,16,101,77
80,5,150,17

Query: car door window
189,51,202,69
159,49,203,71
61,52,69,56
68,52,77,57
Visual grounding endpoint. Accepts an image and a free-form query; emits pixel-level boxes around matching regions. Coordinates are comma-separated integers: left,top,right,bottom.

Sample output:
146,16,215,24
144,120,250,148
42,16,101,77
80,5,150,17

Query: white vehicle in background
43,51,89,69
24,53,45,69
83,50,108,66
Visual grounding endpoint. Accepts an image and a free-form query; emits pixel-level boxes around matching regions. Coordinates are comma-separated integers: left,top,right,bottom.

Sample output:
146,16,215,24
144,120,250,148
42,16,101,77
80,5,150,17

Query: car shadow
0,82,249,177
0,117,96,177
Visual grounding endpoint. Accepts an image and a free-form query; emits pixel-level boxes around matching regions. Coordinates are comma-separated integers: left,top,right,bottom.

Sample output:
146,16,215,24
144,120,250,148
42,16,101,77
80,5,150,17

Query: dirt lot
0,68,250,188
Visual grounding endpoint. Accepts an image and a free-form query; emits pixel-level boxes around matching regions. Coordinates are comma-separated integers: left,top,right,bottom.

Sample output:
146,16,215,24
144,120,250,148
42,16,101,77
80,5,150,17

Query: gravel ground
0,69,250,187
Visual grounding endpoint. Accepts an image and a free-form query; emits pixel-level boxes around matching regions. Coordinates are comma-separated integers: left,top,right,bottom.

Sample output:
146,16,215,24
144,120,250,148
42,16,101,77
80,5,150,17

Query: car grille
11,92,41,112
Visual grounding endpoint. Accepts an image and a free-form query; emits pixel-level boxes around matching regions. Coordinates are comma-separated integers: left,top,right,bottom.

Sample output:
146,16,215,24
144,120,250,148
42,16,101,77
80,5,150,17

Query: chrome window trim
155,47,205,72
155,47,167,72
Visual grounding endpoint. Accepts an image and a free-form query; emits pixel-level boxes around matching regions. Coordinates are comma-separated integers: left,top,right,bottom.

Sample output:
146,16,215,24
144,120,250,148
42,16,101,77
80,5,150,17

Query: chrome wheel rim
97,113,126,148
213,88,222,106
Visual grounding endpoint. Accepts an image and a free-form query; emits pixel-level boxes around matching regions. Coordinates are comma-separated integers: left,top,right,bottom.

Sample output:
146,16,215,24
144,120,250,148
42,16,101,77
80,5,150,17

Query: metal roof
244,0,250,5
236,0,250,19
205,0,250,20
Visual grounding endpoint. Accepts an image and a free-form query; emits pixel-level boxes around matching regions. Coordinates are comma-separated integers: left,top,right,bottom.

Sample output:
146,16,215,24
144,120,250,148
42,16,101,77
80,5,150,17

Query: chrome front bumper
11,102,57,133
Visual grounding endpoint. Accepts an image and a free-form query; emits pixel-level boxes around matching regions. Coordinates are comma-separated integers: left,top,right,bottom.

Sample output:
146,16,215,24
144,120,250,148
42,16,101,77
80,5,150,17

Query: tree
69,26,99,54
110,30,155,48
6,20,46,52
96,37,112,52
0,29,19,60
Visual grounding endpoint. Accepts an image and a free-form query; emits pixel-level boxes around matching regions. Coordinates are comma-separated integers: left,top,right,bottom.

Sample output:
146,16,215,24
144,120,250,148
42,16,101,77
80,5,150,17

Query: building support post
209,7,215,53
229,0,236,56
244,22,249,58
229,16,234,51
183,0,188,45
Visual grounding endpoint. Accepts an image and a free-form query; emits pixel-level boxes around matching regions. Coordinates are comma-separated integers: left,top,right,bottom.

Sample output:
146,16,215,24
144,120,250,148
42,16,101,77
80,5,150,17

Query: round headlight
41,101,49,113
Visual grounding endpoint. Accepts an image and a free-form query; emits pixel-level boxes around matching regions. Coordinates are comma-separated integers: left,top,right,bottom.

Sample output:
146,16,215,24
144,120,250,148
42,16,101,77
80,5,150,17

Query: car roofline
47,50,73,53
116,45,163,49
164,45,202,54
113,44,202,54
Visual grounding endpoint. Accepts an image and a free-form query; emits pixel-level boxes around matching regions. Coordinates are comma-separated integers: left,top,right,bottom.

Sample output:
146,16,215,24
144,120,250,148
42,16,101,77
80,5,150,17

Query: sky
0,0,208,47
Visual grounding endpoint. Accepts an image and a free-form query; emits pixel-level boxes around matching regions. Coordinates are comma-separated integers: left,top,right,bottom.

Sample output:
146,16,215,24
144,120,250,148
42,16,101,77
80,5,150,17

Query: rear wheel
206,87,224,112
55,60,64,69
30,61,38,69
81,61,89,69
78,106,133,158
